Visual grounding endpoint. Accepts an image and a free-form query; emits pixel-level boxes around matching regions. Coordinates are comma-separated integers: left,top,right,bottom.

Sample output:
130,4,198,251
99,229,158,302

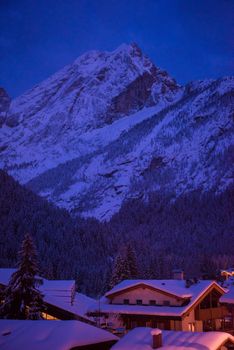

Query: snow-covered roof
91,302,184,317
221,268,234,274
95,280,225,317
0,269,75,292
0,268,96,321
111,327,234,350
42,280,75,291
45,291,97,320
0,320,118,350
219,276,234,304
106,279,199,299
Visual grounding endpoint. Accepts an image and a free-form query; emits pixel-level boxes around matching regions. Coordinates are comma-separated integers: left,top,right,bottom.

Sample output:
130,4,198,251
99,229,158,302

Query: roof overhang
105,282,190,300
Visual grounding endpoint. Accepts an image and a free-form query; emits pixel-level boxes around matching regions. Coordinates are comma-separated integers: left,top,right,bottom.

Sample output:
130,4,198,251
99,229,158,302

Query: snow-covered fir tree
125,243,138,278
109,243,139,289
0,233,44,319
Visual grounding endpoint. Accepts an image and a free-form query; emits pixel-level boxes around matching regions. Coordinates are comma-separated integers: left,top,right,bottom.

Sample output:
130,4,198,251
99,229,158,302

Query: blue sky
0,0,233,97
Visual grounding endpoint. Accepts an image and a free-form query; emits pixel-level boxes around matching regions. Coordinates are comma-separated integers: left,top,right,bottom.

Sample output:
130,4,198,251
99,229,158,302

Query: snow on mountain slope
0,44,233,220
0,43,179,181
0,88,10,127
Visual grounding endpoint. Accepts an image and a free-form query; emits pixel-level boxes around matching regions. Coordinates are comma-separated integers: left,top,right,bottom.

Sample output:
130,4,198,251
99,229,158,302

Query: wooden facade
102,281,232,333
122,314,178,330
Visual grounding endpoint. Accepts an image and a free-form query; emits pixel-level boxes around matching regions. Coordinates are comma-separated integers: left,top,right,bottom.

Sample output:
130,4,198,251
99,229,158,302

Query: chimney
172,269,184,280
151,329,162,349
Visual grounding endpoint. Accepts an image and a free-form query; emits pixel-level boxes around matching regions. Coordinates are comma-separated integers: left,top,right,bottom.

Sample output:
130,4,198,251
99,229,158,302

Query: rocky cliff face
0,44,233,220
2,43,178,133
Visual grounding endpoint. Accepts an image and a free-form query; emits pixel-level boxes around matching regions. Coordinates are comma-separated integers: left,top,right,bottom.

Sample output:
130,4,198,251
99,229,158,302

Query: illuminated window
41,312,59,320
188,322,195,332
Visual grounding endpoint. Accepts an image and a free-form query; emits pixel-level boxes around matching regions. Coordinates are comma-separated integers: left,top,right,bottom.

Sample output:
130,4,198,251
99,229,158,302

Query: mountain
0,43,233,220
0,88,11,128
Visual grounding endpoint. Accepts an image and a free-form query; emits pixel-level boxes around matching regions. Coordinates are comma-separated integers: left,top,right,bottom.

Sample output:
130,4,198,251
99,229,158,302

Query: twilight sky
0,0,233,98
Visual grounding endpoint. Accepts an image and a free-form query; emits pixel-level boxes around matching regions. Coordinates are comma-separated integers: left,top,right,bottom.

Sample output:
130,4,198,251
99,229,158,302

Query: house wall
181,310,203,332
195,320,203,332
170,319,182,331
182,310,195,331
121,314,174,330
111,287,184,306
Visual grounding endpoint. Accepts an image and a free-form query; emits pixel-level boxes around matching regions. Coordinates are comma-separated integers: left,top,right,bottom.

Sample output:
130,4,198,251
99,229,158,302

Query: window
163,300,170,306
136,299,142,305
123,299,129,304
188,322,195,332
41,312,58,320
149,300,156,305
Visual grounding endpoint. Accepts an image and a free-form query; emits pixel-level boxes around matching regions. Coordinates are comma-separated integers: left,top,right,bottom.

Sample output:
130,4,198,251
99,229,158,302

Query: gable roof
111,327,234,350
42,280,75,291
94,279,225,318
0,320,118,350
44,290,97,321
0,269,75,292
105,280,193,299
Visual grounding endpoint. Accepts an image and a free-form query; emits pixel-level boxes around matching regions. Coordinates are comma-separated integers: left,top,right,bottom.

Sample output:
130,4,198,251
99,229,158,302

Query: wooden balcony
195,306,227,321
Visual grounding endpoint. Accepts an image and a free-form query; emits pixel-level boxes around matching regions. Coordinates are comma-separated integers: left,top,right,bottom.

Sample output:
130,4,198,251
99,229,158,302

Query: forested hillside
0,169,233,296
0,170,113,296
109,188,234,279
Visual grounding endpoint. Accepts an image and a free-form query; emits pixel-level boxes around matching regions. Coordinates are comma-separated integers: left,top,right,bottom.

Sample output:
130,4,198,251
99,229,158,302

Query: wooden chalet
90,277,230,333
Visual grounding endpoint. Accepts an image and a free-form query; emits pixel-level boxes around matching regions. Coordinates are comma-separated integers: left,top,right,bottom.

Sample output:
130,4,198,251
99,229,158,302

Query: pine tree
125,243,138,278
0,233,44,319
109,243,139,289
109,253,130,289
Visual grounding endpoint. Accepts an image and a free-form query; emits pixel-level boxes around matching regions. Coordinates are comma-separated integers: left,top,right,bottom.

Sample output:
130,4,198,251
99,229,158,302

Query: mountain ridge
0,43,233,220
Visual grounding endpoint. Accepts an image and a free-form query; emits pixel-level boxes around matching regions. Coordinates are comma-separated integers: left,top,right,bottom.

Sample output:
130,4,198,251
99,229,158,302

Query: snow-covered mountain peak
73,42,155,79
3,43,179,134
0,44,233,220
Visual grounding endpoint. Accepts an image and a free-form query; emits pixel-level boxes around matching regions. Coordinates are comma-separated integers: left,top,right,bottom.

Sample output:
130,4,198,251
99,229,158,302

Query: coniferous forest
0,169,233,296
